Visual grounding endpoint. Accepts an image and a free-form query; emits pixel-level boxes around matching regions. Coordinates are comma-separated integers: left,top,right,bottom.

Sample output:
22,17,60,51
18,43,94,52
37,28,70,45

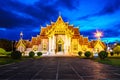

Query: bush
5,52,11,56
113,45,120,55
0,48,6,55
11,51,22,59
78,51,82,56
29,51,35,58
110,52,114,56
37,52,42,56
98,51,108,59
0,39,13,51
84,51,91,58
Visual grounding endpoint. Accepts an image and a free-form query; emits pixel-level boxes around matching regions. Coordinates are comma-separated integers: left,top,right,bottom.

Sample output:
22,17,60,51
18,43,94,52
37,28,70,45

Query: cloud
16,0,39,5
0,28,6,31
0,0,58,29
0,0,120,42
73,9,120,33
0,4,38,28
77,0,120,20
101,0,120,14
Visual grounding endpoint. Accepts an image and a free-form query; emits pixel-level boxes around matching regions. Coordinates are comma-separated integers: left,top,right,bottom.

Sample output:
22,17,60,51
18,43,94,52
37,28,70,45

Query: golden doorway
56,38,64,52
58,44,62,51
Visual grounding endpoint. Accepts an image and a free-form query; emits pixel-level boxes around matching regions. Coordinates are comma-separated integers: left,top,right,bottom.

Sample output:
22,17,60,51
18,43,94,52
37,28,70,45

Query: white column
69,37,71,52
69,37,70,46
43,39,44,51
54,36,56,49
52,35,55,54
64,35,68,54
52,35,54,49
77,39,79,51
68,37,70,52
66,36,68,52
64,35,66,53
49,37,51,54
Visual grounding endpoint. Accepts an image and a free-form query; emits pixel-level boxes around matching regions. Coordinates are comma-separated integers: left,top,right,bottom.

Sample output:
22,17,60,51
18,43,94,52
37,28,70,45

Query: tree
113,45,120,55
11,51,22,59
98,51,108,59
29,51,35,58
37,52,42,56
0,48,6,55
0,48,11,56
78,51,82,56
117,43,120,45
84,51,91,58
0,39,12,51
110,52,114,56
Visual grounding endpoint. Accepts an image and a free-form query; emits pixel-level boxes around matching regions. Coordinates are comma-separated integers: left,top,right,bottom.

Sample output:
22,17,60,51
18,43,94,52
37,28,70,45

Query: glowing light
20,32,23,39
94,30,103,39
20,32,23,36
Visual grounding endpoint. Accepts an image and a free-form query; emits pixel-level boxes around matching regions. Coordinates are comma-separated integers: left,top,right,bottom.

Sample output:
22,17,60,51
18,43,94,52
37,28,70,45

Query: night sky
0,0,120,43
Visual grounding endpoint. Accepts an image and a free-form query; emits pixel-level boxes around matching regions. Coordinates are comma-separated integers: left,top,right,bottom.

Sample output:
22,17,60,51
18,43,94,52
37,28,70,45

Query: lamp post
93,30,103,57
94,30,103,40
12,40,16,52
12,40,13,52
104,40,109,52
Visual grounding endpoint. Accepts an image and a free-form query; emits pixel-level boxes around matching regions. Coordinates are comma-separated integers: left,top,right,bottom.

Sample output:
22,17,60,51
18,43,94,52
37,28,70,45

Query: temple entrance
56,38,64,53
58,44,62,52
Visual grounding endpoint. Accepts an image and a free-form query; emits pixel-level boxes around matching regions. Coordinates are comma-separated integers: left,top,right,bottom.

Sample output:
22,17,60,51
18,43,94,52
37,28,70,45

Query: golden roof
88,40,106,48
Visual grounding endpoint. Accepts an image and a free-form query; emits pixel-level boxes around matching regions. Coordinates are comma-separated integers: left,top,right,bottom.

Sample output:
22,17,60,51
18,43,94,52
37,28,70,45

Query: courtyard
0,57,120,80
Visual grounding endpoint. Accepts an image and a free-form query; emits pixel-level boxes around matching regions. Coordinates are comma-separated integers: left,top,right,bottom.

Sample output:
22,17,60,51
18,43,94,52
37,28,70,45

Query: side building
16,15,106,56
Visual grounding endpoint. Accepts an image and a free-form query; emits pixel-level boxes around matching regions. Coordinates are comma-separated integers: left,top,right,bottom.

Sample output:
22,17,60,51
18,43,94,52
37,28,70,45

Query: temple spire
59,11,61,16
56,12,64,23
20,31,23,40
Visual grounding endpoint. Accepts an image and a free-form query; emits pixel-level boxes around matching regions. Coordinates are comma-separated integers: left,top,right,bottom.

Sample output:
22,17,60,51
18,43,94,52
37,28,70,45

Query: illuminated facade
16,15,106,56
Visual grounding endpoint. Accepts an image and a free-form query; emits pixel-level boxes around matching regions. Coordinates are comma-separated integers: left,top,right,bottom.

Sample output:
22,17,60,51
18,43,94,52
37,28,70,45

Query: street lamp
94,30,103,40
12,41,13,52
12,40,15,52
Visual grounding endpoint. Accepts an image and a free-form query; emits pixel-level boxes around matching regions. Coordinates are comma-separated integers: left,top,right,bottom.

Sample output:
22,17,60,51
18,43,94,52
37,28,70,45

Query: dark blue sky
0,0,120,42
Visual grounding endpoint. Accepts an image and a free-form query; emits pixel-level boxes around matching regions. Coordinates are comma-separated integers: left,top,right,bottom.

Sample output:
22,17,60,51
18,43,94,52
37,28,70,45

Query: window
74,45,78,50
43,44,46,50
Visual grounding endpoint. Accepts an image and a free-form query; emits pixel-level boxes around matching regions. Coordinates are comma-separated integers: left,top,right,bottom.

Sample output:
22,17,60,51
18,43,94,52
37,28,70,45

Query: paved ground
0,57,120,80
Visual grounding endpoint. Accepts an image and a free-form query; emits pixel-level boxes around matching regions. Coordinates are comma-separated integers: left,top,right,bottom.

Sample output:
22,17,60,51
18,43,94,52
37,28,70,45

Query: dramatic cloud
0,0,120,42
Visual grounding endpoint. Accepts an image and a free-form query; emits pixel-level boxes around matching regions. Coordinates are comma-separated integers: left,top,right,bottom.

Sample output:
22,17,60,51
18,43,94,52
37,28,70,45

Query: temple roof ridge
56,15,64,23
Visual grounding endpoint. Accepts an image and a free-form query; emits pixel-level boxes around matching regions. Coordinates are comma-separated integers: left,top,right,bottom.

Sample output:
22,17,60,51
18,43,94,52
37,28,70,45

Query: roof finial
40,25,43,28
20,31,23,40
59,11,61,16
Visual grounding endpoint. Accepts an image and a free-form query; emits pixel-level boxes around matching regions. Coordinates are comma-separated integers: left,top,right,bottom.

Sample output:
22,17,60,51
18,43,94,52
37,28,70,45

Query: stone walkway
0,57,120,80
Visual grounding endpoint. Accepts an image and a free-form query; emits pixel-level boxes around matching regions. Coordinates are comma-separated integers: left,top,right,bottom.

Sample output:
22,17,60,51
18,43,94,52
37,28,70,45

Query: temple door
57,38,64,52
58,44,62,52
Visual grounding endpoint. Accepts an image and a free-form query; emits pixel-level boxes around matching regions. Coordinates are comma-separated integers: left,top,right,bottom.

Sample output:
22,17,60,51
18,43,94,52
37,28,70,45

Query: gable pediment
46,16,74,36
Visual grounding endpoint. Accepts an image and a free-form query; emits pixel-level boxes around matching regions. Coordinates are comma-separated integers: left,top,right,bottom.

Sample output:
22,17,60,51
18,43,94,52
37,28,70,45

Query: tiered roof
17,15,106,49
